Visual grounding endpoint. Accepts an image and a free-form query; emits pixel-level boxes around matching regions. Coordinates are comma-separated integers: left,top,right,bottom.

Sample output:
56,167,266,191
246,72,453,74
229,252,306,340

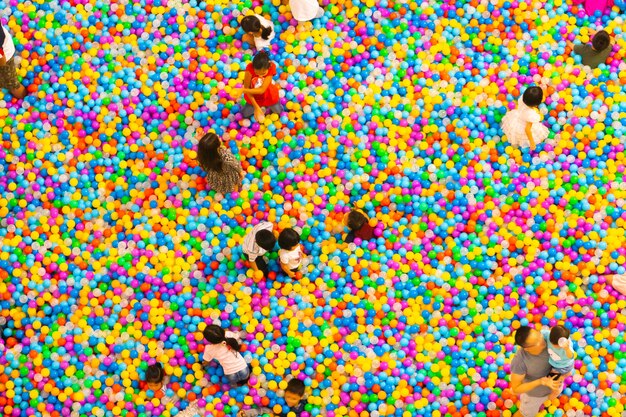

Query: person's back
573,30,612,69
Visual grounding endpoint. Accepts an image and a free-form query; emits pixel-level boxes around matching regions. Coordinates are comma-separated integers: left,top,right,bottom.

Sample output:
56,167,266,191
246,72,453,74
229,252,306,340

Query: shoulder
510,349,527,371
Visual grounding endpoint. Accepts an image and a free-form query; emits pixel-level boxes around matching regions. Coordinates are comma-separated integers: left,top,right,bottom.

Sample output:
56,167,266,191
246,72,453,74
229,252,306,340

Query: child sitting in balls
196,130,245,195
232,51,283,123
240,14,275,50
572,29,612,69
501,86,550,151
278,228,304,279
202,324,251,386
242,221,277,278
144,363,175,404
543,324,575,399
344,209,375,243
238,378,308,417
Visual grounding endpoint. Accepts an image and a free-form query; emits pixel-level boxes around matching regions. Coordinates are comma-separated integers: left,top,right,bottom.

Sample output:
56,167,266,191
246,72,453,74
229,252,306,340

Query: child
501,86,549,150
202,324,250,386
604,274,626,296
240,15,275,50
573,30,612,69
242,221,277,278
239,379,307,417
197,131,245,194
278,228,304,278
543,325,575,400
288,0,324,22
0,22,27,99
144,363,176,405
232,51,282,122
344,209,375,243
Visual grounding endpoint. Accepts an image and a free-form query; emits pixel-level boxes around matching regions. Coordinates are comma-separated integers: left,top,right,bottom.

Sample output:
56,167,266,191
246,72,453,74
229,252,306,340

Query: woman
196,130,245,194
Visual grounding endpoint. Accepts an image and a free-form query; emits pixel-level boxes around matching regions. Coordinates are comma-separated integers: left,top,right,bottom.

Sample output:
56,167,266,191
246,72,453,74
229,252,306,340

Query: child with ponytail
202,324,250,385
240,15,275,50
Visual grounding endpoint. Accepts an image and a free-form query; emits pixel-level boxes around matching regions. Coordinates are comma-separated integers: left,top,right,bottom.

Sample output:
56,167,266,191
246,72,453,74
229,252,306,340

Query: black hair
549,325,570,346
347,210,368,231
255,229,276,252
285,379,305,396
0,22,5,47
252,50,271,71
197,132,223,172
592,30,610,52
522,87,543,108
145,363,164,383
278,228,300,250
514,326,532,348
203,324,240,351
241,15,273,40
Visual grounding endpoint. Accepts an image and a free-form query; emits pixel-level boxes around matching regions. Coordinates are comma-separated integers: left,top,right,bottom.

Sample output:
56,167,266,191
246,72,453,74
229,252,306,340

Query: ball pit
2,0,626,416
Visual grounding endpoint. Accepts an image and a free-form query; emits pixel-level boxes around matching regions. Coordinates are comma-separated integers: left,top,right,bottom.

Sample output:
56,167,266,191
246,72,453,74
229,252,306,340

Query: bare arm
510,373,558,395
525,122,535,150
241,74,273,96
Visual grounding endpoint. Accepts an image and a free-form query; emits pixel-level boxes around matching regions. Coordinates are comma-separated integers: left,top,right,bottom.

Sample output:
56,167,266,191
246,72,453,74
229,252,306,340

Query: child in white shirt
278,228,304,278
202,324,250,385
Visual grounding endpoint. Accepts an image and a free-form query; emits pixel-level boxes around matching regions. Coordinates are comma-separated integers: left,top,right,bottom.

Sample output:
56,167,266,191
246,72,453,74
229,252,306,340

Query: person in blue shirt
239,379,307,417
543,325,575,400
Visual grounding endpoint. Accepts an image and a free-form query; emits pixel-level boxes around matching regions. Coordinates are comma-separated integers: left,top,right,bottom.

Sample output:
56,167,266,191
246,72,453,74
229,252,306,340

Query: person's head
549,325,570,346
592,30,610,52
278,228,300,251
252,51,271,76
284,379,305,408
514,326,546,355
203,324,240,351
197,132,223,172
241,15,272,40
522,87,543,108
145,363,165,391
256,229,276,252
345,210,368,231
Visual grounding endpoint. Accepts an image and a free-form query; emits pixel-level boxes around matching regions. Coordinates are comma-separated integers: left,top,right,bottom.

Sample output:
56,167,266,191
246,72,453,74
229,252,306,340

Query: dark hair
0,23,5,47
592,30,610,52
514,326,532,347
252,50,271,71
241,15,272,40
549,325,570,346
347,210,368,231
203,324,240,351
522,87,543,108
278,228,300,250
285,379,305,396
145,363,164,383
256,229,276,252
197,132,223,172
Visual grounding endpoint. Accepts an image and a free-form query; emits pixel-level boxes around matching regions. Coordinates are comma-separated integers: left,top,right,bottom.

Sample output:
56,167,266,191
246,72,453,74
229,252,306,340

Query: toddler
202,324,250,385
144,363,178,406
239,379,307,417
242,221,277,277
289,0,324,22
278,228,304,278
573,30,611,69
233,51,283,122
240,15,275,50
501,86,549,150
543,325,575,400
344,209,375,243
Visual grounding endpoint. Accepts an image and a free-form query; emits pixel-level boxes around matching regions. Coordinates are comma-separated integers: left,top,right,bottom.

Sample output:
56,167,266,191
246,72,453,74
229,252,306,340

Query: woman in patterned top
197,131,245,194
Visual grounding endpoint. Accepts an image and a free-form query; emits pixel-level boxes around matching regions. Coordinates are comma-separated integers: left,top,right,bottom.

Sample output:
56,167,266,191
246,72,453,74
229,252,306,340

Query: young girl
288,0,324,22
501,86,549,150
0,22,26,99
197,131,245,194
344,209,375,243
240,15,275,50
144,363,176,405
202,324,250,385
542,325,575,400
232,51,282,122
278,228,304,278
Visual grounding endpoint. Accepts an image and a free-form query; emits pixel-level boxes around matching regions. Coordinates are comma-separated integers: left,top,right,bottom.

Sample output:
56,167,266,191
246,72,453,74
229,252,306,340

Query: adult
510,326,563,417
196,131,245,195
0,21,27,99
572,30,612,69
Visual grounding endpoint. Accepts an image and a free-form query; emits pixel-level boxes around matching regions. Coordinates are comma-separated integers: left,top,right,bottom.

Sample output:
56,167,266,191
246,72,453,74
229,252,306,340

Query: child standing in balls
278,228,304,279
242,221,277,278
232,51,283,122
0,22,27,99
501,86,549,151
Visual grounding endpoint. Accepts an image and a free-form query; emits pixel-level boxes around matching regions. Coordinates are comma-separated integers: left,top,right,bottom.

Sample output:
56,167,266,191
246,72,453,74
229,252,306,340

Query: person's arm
562,338,575,359
241,74,273,96
510,373,559,395
525,122,535,150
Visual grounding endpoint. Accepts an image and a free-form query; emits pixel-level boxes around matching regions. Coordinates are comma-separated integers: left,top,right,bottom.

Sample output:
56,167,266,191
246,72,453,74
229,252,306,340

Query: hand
238,411,246,417
195,127,205,137
240,170,246,180
541,377,562,390
231,88,243,100
254,107,265,123
558,337,569,348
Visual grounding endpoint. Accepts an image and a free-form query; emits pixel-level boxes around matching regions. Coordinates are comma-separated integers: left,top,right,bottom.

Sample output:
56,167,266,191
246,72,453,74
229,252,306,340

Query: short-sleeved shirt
542,330,575,370
354,222,375,240
244,62,280,107
1,24,16,60
201,147,242,194
202,331,248,376
243,221,274,261
573,43,611,69
510,346,553,397
252,14,275,50
279,246,303,270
